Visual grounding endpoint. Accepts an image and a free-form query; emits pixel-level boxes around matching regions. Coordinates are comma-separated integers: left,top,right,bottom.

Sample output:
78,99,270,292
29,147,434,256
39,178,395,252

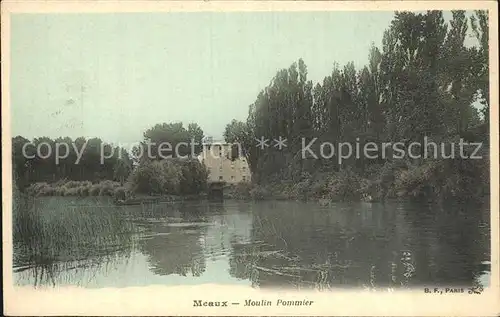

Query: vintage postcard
2,0,499,316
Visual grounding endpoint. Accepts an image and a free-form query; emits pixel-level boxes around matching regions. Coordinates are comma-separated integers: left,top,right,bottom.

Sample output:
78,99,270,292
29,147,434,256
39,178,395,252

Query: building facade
198,142,251,184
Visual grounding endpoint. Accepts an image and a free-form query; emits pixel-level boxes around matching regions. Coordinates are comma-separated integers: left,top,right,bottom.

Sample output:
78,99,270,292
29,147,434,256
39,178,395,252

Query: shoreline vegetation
223,156,489,204
22,149,489,206
25,180,207,205
221,10,490,206
22,157,210,204
10,10,492,289
13,11,490,207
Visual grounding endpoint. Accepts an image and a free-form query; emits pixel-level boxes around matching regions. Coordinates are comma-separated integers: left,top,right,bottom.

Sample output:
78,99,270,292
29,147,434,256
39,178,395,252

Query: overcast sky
11,11,463,144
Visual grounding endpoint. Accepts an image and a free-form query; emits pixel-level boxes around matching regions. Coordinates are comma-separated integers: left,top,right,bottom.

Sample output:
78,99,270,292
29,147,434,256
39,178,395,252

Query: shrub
393,157,489,202
97,180,120,196
65,187,79,196
250,185,272,200
58,185,69,196
179,159,209,195
128,158,207,196
324,167,365,202
394,160,441,199
128,160,165,194
39,186,55,196
78,185,91,196
310,178,329,198
89,184,101,196
225,182,254,200
113,187,127,201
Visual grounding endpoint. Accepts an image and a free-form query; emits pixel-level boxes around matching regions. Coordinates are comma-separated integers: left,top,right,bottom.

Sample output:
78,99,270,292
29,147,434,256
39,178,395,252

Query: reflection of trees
138,203,209,277
229,242,256,280
227,201,489,290
228,201,379,289
140,225,207,277
139,201,254,278
403,201,490,287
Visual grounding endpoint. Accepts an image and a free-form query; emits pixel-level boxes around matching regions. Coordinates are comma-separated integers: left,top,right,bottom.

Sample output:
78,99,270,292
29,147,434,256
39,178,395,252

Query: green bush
250,185,272,200
113,187,129,201
322,168,365,202
89,184,100,196
393,157,489,202
128,158,207,196
179,159,209,194
225,182,254,200
26,180,122,197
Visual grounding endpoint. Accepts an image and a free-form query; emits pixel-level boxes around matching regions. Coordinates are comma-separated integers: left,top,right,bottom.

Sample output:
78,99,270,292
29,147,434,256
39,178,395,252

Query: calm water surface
14,198,490,289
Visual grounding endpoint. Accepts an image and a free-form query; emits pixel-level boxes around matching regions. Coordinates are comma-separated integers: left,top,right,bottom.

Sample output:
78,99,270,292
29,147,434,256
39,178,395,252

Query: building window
231,176,235,181
242,176,246,181
242,166,246,171
219,176,223,181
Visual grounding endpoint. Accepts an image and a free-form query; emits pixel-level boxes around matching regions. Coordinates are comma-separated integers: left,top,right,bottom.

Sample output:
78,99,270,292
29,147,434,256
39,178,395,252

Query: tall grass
13,196,136,269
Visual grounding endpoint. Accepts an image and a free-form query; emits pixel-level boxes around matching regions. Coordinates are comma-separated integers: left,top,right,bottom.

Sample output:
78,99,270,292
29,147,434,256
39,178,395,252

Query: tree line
224,10,489,201
12,122,208,195
12,136,134,189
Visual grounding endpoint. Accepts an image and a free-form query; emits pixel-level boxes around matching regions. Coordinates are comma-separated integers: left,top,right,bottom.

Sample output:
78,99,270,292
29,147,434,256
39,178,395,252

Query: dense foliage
127,121,208,196
132,122,205,163
12,136,133,189
128,158,208,196
224,10,490,203
12,121,209,198
12,11,490,203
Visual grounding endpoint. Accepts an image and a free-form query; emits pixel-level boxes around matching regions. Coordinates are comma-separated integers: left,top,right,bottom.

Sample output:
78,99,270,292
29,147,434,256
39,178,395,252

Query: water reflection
401,202,490,287
13,198,490,290
138,203,209,277
13,197,135,287
226,201,489,290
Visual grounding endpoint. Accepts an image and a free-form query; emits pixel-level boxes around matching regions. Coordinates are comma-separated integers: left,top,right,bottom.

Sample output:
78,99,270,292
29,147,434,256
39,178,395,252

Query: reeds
13,196,136,268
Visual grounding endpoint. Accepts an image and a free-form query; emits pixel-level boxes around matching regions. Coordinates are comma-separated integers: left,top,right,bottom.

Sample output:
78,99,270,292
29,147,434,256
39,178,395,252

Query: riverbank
24,180,207,205
224,158,490,205
26,180,124,197
23,153,490,207
114,193,206,205
21,157,209,202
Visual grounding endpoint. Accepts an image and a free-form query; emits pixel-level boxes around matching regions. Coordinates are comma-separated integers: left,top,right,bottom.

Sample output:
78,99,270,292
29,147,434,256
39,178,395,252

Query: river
13,197,491,290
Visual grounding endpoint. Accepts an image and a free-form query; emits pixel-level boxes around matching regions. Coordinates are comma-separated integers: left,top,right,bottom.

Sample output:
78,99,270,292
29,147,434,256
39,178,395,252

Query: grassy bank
225,157,489,205
23,158,209,203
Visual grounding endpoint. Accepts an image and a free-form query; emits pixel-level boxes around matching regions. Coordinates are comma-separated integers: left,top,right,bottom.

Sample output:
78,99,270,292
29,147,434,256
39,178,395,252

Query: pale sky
10,11,462,145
